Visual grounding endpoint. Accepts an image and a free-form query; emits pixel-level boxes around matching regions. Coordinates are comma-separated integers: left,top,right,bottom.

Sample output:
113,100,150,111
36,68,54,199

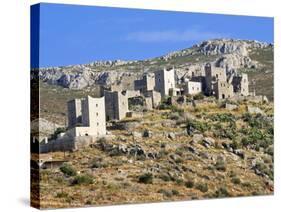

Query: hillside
37,39,274,100
33,38,274,209
35,99,274,208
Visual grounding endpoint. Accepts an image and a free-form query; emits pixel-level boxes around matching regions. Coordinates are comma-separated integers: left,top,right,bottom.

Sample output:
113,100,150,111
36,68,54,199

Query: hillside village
31,39,274,208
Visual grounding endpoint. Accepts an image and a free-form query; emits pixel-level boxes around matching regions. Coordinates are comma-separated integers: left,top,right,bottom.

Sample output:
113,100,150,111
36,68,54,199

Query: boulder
192,134,204,144
132,131,142,139
233,149,245,159
202,137,215,147
167,132,176,140
225,103,238,111
247,106,265,115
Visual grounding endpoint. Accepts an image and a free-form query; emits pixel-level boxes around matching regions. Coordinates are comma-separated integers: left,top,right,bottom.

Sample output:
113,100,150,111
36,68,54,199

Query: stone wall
39,135,96,153
144,90,161,108
67,99,82,127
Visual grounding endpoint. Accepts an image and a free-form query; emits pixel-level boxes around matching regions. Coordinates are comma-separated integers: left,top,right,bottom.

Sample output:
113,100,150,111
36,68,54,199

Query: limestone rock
167,132,176,140
247,106,265,115
224,103,238,111
192,134,204,144
202,137,215,148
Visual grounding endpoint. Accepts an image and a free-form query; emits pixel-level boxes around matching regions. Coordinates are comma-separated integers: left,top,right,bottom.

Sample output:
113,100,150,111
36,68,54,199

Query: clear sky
34,3,274,68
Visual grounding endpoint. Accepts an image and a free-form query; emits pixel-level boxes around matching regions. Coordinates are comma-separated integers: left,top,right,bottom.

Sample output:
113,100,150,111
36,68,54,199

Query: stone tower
104,90,128,121
154,67,175,98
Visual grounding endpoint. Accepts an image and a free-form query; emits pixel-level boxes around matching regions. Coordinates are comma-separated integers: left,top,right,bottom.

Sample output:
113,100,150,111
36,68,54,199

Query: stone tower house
67,96,106,137
104,90,128,120
134,72,155,93
204,63,227,96
154,67,176,98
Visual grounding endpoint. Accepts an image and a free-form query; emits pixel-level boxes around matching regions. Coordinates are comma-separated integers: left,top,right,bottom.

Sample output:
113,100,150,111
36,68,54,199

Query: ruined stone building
204,63,227,96
67,96,106,137
204,63,249,99
104,90,128,120
143,90,162,109
213,81,234,99
231,73,249,96
134,72,155,93
183,80,202,95
154,67,176,98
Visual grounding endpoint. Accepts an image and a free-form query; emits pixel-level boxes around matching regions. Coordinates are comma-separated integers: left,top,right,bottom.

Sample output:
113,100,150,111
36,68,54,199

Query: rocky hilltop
37,39,273,99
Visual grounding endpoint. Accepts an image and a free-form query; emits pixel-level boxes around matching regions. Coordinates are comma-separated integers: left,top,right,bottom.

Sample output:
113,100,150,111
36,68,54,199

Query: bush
214,187,229,198
91,157,108,169
72,174,93,185
138,173,153,184
170,105,184,113
265,145,274,156
231,177,241,184
60,163,77,177
171,189,180,196
158,189,179,197
185,180,195,188
169,112,181,120
158,189,173,198
255,162,273,180
186,119,209,133
159,174,172,182
210,113,235,123
193,93,205,100
195,183,208,193
51,127,66,139
55,191,69,198
215,160,226,172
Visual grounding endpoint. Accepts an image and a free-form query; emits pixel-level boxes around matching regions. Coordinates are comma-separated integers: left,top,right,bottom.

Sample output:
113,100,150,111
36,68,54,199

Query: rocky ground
35,98,274,209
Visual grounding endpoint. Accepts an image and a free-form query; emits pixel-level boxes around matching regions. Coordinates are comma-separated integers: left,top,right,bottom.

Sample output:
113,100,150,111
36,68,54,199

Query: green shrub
60,163,77,177
231,177,241,184
51,127,66,139
215,160,226,172
158,189,179,197
138,173,153,184
171,189,180,196
169,112,181,120
214,187,229,198
158,189,173,198
72,174,93,185
185,180,194,188
170,105,184,113
195,183,208,193
186,119,210,133
210,113,235,123
255,162,273,180
265,145,274,156
55,191,69,198
91,157,108,168
159,174,172,182
193,93,205,100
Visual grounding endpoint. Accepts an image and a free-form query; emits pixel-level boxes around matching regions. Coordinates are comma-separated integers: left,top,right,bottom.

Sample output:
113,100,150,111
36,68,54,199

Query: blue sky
33,3,274,68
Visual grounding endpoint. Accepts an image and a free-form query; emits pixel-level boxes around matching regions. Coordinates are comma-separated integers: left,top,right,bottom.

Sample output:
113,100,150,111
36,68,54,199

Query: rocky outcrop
38,39,271,90
197,39,269,56
215,54,258,69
